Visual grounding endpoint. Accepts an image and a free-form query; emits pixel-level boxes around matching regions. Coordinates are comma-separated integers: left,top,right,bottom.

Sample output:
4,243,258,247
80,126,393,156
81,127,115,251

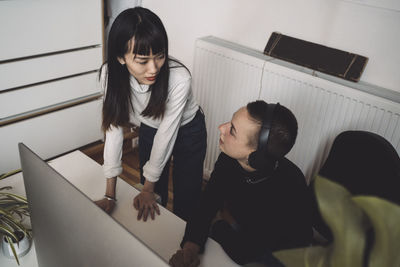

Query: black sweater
181,153,312,265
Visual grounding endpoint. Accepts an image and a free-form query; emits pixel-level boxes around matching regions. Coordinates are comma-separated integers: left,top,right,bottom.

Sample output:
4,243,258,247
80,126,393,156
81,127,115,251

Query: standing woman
95,7,207,222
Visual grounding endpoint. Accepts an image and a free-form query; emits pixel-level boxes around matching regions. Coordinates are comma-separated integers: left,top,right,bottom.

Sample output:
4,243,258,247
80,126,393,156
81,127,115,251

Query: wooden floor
79,134,175,212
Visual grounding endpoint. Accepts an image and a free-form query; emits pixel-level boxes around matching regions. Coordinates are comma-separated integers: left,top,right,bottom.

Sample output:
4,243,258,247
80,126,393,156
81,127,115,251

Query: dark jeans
138,109,207,221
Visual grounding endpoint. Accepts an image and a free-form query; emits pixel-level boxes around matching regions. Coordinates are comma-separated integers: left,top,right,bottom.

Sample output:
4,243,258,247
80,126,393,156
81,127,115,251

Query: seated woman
169,100,313,266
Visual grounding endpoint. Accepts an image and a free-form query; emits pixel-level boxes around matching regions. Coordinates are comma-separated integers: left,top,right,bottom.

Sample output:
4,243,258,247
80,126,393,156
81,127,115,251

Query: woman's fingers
142,205,148,221
133,196,139,210
137,202,144,220
149,205,155,220
133,192,159,221
154,202,161,215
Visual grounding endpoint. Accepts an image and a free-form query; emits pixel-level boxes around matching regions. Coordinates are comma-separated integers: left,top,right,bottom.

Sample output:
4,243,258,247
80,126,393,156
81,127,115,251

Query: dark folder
264,32,368,82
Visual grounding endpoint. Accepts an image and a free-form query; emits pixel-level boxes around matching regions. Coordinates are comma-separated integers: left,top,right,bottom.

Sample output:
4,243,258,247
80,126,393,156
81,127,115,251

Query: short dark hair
247,100,298,158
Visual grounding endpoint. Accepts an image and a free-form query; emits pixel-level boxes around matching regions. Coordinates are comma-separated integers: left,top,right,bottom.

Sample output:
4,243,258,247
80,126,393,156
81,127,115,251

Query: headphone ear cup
248,150,276,171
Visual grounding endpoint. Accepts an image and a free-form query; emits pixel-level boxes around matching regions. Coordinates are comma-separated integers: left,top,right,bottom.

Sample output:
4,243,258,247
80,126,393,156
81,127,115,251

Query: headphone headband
248,102,280,171
258,103,279,153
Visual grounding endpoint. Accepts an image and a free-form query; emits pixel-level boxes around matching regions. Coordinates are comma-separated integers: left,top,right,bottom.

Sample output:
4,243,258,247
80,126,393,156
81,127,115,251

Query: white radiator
192,36,400,181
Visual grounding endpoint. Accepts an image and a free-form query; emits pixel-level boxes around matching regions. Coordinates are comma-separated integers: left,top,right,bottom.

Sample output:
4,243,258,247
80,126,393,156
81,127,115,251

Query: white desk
0,150,238,267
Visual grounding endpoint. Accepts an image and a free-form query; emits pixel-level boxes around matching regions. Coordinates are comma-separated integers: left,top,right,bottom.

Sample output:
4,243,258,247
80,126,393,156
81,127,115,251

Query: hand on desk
95,177,117,214
133,180,160,221
169,241,200,267
94,198,116,214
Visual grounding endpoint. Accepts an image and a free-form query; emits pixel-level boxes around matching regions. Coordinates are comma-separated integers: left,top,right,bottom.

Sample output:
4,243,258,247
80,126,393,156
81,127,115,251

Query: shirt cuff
103,163,123,178
142,162,161,182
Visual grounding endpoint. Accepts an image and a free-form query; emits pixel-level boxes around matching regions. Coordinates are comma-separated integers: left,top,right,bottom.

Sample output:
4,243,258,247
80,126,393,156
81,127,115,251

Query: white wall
105,0,142,46
142,0,400,93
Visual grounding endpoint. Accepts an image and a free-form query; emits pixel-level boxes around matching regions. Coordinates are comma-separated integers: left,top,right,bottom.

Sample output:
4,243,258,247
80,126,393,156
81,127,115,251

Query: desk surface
0,150,238,267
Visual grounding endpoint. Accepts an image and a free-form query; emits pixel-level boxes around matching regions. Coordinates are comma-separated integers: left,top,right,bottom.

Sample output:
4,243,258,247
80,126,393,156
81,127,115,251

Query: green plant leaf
0,224,18,241
0,186,12,191
0,169,31,265
0,192,28,203
5,235,20,265
8,207,30,221
0,208,13,217
1,215,29,237
315,176,368,267
2,202,29,211
0,199,23,205
352,196,400,267
0,169,21,180
273,246,330,267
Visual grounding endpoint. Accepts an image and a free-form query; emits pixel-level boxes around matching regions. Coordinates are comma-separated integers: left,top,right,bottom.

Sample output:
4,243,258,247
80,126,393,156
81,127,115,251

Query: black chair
310,130,400,241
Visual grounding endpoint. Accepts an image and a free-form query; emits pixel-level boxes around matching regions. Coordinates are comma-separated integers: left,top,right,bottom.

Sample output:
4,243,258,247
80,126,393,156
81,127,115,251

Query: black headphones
247,102,281,171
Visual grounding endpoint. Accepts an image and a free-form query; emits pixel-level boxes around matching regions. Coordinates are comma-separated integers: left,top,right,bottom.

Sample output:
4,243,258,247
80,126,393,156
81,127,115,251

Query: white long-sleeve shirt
100,61,199,182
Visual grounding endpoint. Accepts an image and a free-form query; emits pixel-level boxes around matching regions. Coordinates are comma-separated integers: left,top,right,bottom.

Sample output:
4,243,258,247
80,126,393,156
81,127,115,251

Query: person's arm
169,166,224,266
132,179,160,221
103,125,124,178
94,176,117,214
211,172,311,265
95,66,124,213
142,76,192,182
210,220,270,265
94,125,124,213
211,220,286,267
180,154,229,251
169,155,231,266
99,64,124,182
134,75,192,221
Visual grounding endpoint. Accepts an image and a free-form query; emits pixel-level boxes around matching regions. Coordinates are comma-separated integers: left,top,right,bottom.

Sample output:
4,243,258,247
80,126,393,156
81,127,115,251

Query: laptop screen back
19,143,168,267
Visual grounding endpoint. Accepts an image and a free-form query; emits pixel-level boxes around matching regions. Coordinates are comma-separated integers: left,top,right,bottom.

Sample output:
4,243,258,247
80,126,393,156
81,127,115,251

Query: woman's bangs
132,27,166,56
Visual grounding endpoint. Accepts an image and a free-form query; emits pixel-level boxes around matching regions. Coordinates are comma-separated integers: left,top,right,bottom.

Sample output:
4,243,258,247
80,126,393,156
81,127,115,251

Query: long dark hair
101,7,171,131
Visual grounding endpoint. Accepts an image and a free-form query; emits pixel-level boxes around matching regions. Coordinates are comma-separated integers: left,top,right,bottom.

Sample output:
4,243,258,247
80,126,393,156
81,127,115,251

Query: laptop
19,143,169,267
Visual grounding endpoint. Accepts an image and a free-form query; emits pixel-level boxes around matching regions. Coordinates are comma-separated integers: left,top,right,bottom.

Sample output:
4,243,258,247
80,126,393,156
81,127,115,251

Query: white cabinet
0,1,103,61
0,0,104,173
